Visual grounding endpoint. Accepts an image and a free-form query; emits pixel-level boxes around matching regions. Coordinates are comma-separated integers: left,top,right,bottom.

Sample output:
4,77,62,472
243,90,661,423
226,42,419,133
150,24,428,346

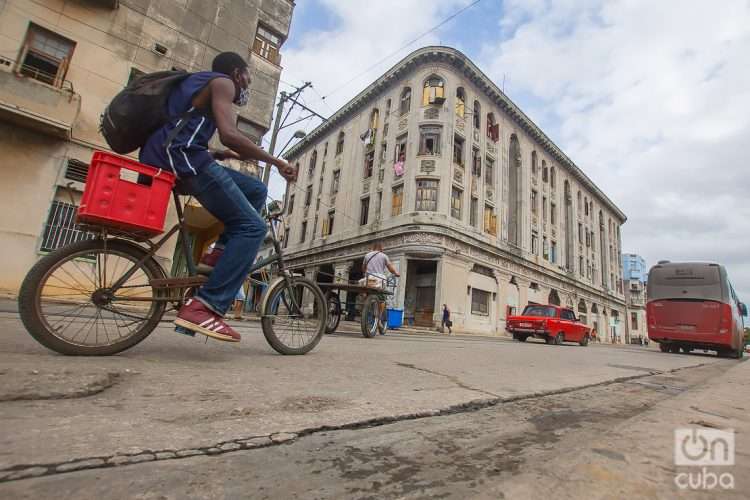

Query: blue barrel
387,309,403,329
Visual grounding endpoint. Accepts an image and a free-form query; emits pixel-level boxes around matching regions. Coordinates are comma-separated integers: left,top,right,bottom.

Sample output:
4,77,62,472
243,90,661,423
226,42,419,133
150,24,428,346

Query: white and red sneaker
174,299,241,342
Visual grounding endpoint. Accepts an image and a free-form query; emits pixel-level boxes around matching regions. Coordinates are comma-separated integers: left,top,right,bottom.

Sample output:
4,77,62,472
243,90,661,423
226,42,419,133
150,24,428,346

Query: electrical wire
315,0,485,102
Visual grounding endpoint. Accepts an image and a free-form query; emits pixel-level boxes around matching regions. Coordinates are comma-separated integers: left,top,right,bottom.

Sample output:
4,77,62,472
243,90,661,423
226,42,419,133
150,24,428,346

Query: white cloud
479,0,750,299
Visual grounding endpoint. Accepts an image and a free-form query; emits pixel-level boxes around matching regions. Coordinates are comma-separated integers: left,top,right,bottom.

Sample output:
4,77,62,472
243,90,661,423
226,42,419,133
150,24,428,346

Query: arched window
335,131,345,155
548,289,561,306
399,87,411,116
542,160,548,182
486,113,498,142
550,166,556,188
370,108,379,131
422,75,445,106
473,100,481,129
308,150,317,178
455,87,466,117
531,151,538,176
577,190,582,211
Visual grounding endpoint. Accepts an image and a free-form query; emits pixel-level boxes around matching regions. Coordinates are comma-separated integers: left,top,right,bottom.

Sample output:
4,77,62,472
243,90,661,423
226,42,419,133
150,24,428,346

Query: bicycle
18,192,327,356
360,275,398,338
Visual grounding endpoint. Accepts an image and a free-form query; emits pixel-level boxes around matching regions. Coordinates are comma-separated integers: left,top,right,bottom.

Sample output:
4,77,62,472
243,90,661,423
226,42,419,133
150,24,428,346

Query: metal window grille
40,201,95,252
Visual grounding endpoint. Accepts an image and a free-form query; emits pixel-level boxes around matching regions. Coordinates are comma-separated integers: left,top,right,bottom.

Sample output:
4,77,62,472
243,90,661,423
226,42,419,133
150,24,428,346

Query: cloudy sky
265,0,750,301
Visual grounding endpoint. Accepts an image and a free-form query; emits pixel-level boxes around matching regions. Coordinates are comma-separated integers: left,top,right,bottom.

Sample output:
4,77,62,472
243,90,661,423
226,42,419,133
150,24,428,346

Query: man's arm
210,78,297,180
386,261,400,277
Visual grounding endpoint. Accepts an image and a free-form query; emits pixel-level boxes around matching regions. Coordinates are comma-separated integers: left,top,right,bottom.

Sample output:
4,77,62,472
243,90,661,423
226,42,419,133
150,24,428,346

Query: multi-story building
283,46,627,339
622,253,648,343
0,0,295,295
622,253,648,282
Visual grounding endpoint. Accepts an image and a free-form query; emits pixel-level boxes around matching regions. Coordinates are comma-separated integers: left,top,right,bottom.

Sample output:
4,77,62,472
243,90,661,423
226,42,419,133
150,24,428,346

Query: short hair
212,52,248,76
373,242,384,250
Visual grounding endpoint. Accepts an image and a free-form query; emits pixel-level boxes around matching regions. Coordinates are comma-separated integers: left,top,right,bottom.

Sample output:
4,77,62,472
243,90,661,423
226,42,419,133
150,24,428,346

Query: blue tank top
139,72,230,177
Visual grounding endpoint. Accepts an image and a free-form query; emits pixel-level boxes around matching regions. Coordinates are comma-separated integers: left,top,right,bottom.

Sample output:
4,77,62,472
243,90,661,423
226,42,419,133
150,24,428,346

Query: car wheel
579,334,590,347
554,333,564,345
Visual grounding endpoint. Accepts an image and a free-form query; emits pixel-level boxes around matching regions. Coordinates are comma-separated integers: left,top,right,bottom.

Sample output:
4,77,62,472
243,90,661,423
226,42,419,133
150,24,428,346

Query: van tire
659,343,669,353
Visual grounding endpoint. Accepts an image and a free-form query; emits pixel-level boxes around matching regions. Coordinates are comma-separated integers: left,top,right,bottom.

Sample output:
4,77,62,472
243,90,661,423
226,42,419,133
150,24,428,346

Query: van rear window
648,265,723,302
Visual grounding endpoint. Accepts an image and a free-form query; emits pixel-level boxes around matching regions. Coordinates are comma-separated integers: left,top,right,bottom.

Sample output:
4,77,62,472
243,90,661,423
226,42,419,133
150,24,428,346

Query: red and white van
647,262,747,358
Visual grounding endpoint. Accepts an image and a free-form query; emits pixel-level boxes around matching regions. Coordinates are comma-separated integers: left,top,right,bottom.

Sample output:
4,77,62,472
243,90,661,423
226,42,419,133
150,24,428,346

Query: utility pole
262,81,315,186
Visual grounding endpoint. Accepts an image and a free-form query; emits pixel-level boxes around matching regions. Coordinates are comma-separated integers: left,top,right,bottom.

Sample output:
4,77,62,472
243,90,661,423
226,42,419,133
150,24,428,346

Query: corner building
284,47,627,339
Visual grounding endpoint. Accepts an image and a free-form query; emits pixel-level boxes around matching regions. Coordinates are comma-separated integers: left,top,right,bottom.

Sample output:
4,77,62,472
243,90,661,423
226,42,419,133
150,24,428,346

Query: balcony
0,67,81,139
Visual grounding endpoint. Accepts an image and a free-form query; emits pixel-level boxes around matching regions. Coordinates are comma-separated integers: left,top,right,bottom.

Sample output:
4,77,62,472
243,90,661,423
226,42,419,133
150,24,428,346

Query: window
453,134,465,166
451,188,462,219
323,142,329,157
470,197,478,227
531,151,538,176
370,108,379,131
542,196,548,222
542,161,548,182
385,98,392,117
416,180,438,211
550,202,556,225
455,87,466,117
308,150,317,178
327,211,335,235
472,101,482,130
419,126,441,155
471,148,481,177
471,289,490,315
486,113,499,142
336,131,345,155
484,205,497,235
578,223,583,243
18,24,76,87
551,241,558,263
543,237,549,260
550,167,556,189
531,190,538,214
40,200,95,252
394,134,407,162
561,309,576,321
253,25,282,64
287,194,295,214
531,231,539,255
422,76,445,106
305,186,312,206
383,122,389,137
584,197,589,216
586,231,591,247
364,150,374,178
577,191,582,212
360,197,370,225
485,157,494,184
631,312,638,330
331,170,340,194
580,256,585,277
391,185,404,216
300,221,307,243
400,87,411,115
380,142,388,163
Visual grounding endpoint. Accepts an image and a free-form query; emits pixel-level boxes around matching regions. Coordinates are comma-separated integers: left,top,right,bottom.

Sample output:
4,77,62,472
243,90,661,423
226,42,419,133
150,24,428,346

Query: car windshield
522,305,557,318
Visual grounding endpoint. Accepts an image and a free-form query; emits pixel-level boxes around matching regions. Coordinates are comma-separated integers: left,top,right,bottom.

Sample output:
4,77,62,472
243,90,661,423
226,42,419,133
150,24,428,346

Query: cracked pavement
0,312,739,497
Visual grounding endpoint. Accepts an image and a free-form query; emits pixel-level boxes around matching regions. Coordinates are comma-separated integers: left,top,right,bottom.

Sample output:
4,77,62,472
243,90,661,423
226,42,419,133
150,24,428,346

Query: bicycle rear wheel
18,239,166,355
261,277,326,355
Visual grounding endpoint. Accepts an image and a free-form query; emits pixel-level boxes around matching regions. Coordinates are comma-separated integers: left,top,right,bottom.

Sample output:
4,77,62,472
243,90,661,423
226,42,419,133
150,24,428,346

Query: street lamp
278,129,307,157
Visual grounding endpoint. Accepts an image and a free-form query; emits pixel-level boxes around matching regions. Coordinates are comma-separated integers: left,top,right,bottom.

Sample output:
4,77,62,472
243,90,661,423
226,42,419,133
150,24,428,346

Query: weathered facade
623,254,649,343
284,46,627,339
0,0,294,295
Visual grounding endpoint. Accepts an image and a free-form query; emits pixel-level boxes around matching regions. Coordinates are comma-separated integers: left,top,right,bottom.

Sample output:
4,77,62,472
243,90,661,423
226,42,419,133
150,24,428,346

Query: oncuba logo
674,428,734,490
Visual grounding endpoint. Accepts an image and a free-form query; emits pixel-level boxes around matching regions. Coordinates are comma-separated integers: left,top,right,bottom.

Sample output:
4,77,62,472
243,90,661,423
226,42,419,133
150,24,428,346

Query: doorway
405,260,437,327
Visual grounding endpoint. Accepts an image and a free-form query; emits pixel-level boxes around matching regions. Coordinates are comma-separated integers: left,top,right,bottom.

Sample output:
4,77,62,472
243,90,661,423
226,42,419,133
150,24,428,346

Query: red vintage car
506,304,592,346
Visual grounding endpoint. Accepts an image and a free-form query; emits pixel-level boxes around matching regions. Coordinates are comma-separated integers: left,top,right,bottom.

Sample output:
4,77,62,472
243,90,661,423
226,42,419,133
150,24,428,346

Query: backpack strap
162,108,203,149
363,251,383,271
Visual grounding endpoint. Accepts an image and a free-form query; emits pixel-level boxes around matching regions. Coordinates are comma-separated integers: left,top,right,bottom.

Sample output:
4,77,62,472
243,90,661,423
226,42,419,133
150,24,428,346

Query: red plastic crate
77,151,176,237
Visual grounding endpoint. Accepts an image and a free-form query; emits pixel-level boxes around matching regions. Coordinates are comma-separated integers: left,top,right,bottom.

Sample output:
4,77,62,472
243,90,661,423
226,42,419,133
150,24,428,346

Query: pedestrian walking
441,304,452,334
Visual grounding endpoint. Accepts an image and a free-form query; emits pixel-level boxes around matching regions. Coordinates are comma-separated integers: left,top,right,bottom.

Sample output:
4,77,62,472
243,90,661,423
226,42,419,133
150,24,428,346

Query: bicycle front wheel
260,277,326,355
18,239,166,356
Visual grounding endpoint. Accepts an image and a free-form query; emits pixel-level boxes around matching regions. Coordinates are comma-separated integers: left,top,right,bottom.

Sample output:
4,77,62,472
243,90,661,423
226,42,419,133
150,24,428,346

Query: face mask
235,87,250,107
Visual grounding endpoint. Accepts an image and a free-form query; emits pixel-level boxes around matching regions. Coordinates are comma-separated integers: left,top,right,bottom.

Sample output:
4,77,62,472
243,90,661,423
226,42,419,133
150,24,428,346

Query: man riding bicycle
140,52,297,343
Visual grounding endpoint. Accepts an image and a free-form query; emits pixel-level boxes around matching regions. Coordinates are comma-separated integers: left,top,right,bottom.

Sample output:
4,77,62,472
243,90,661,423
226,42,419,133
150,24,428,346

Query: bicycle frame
106,191,296,306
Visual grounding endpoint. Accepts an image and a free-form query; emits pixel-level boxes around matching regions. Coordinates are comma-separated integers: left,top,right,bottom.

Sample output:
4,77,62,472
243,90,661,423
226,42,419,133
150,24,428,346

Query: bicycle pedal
174,325,196,337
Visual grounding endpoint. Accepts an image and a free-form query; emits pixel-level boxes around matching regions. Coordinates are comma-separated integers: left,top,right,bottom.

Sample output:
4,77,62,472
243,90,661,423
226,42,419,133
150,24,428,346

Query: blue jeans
177,162,267,315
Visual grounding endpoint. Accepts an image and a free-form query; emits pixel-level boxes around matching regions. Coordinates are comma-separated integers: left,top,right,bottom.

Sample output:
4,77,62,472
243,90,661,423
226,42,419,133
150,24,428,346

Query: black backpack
100,70,194,154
